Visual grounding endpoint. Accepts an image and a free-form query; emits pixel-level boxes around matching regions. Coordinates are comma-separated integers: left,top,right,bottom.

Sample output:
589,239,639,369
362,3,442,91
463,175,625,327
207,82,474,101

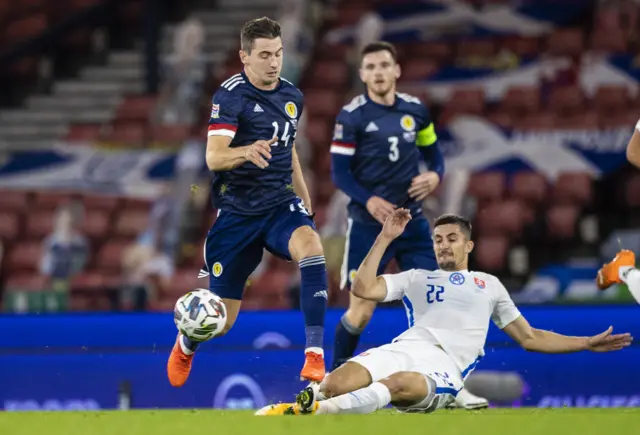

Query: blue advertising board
1,307,639,410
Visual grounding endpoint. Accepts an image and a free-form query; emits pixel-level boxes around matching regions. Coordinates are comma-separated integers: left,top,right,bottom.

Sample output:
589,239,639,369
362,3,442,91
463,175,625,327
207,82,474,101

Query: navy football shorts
341,215,437,290
201,198,315,300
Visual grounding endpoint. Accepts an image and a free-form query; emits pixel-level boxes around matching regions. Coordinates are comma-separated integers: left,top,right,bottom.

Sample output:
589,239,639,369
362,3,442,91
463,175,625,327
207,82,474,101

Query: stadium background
1,0,639,411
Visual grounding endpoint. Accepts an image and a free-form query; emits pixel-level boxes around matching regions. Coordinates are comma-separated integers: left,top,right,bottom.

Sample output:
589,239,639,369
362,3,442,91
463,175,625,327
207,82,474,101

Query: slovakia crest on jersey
474,277,486,289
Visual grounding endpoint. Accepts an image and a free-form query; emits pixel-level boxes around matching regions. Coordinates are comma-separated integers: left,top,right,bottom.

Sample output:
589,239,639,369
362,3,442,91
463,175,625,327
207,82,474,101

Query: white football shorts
349,340,464,413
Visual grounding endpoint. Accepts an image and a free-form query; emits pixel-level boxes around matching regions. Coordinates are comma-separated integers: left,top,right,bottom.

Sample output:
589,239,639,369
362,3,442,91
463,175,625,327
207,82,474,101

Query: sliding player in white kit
257,210,632,416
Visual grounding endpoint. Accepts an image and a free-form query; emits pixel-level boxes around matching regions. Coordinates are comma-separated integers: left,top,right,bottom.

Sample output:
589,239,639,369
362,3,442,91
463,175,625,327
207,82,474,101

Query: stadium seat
475,200,527,238
245,270,291,298
122,198,153,213
165,269,204,298
555,111,599,129
100,122,146,146
501,36,540,58
65,124,103,142
500,86,541,115
510,172,548,207
304,90,342,118
446,88,485,115
404,41,452,63
0,211,20,242
398,59,439,82
32,192,75,210
82,194,121,214
114,96,157,123
25,210,56,238
546,204,580,240
474,235,509,272
546,28,584,57
315,44,350,62
0,191,30,212
306,117,333,148
466,172,506,204
601,112,640,128
3,274,47,292
114,210,149,238
149,124,191,145
552,172,593,206
6,242,42,271
512,113,555,131
309,61,349,89
593,85,630,114
70,294,111,312
4,14,48,43
96,240,129,272
485,111,513,129
590,28,628,53
548,86,585,115
456,39,497,59
624,173,640,208
71,272,106,293
81,210,111,240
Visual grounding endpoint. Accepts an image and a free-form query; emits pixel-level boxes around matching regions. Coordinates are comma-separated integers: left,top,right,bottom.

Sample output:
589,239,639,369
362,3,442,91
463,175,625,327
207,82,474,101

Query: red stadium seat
0,212,20,242
82,195,121,214
0,191,30,212
500,86,541,115
304,90,342,118
555,111,599,129
590,29,628,53
512,113,556,131
593,85,630,114
398,59,439,82
548,86,584,115
546,205,580,240
81,210,111,240
467,172,506,204
601,112,640,128
315,44,350,62
25,210,56,238
245,270,291,298
552,172,594,206
546,28,584,57
7,242,42,271
114,96,157,123
446,88,485,115
309,61,348,89
501,36,540,58
114,210,149,238
305,117,333,148
404,41,452,63
474,236,509,272
96,240,130,272
122,198,153,213
32,192,75,210
149,124,191,144
71,272,106,293
4,274,47,292
100,122,146,146
456,39,497,59
510,172,548,207
165,269,205,298
65,124,103,142
4,14,48,43
475,200,527,238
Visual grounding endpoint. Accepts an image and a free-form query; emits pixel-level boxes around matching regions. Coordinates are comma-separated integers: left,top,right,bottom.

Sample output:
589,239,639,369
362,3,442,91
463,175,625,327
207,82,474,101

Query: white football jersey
381,269,521,376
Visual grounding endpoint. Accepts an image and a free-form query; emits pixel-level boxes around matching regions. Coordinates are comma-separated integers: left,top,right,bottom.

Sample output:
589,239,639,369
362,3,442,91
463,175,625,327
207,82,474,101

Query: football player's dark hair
240,17,281,53
433,214,472,240
360,41,398,63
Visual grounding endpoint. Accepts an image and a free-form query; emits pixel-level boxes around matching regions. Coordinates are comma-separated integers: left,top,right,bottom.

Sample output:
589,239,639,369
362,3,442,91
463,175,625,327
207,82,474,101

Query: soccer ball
174,289,227,342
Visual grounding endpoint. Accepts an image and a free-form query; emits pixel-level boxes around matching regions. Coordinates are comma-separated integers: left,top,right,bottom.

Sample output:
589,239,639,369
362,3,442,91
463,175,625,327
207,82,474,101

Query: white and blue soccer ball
174,289,227,342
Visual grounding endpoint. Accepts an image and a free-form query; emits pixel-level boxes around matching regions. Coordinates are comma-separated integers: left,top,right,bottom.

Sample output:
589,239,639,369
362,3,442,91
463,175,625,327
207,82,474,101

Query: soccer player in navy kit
167,17,328,387
329,42,487,408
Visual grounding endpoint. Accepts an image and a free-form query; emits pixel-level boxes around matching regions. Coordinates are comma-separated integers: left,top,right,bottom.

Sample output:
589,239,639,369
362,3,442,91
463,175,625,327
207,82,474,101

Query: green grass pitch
1,409,639,435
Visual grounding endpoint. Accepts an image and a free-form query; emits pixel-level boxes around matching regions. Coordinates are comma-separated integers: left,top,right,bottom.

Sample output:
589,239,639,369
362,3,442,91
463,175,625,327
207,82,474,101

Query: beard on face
438,260,456,271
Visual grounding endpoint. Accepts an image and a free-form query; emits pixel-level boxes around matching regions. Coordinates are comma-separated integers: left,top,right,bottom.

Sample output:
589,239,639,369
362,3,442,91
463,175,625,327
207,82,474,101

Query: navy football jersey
330,93,439,223
207,72,303,215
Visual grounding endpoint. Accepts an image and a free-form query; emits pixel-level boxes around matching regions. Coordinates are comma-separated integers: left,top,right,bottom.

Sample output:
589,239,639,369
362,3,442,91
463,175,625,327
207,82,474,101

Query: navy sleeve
416,104,445,180
330,110,374,205
207,88,243,139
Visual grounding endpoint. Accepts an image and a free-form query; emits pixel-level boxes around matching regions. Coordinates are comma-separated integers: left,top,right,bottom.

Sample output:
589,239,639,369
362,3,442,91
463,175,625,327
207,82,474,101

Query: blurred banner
440,116,632,179
0,143,179,198
1,307,638,410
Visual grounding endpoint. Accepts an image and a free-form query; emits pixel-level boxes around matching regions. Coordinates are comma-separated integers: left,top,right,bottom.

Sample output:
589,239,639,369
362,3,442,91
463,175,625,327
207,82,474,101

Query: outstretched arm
503,316,632,353
627,121,640,168
291,144,312,213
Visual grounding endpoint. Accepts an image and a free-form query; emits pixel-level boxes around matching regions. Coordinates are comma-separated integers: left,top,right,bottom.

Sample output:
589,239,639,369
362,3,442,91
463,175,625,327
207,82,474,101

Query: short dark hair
361,41,398,63
241,17,281,53
433,214,472,239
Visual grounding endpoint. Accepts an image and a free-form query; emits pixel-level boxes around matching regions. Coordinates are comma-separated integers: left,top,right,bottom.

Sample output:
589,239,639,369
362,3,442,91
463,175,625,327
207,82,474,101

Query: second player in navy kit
167,17,328,388
329,41,488,409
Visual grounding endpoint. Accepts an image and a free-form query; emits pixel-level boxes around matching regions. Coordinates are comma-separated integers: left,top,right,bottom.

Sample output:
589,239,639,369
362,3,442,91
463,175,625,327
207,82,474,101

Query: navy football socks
299,255,328,352
181,335,200,354
332,314,363,370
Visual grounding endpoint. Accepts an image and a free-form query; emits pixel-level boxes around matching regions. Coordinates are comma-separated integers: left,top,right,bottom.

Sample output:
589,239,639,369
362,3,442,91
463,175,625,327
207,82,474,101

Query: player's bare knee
346,296,376,329
319,374,342,398
380,372,422,402
289,226,324,261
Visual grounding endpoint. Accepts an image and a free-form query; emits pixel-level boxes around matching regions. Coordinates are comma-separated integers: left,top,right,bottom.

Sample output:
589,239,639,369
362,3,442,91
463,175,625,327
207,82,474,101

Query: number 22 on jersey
427,284,444,304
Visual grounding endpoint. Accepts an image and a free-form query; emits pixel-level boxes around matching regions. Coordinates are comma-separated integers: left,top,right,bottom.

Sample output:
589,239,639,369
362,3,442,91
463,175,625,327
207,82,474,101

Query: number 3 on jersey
427,284,444,304
388,136,399,162
271,122,291,147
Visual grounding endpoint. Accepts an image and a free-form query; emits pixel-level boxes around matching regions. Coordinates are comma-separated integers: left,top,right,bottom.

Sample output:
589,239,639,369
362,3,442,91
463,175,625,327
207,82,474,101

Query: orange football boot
167,335,195,387
596,250,636,290
299,351,325,382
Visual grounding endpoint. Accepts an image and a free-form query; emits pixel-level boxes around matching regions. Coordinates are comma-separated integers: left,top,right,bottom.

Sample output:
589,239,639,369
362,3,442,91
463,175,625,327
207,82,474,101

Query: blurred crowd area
1,0,640,313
